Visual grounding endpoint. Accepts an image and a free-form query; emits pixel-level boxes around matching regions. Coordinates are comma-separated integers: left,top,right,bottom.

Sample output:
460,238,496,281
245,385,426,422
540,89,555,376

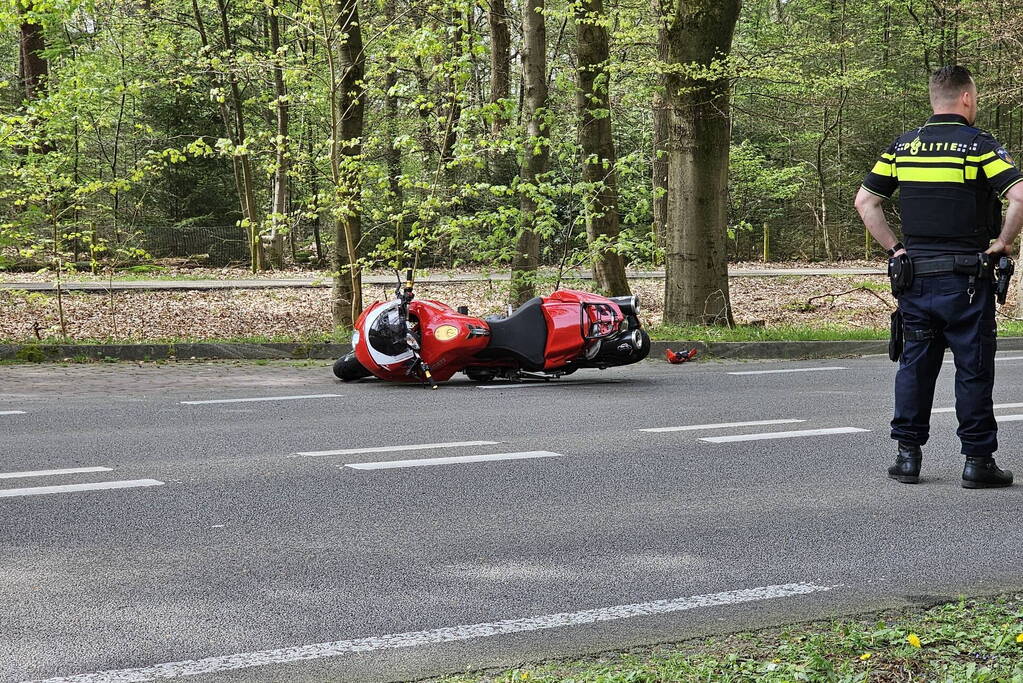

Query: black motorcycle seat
482,297,548,371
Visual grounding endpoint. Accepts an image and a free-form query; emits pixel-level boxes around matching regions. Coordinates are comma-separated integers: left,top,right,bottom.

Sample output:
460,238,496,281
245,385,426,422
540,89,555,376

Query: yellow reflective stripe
966,166,979,180
983,158,1015,176
894,156,965,165
880,152,895,161
896,167,964,183
870,161,894,177
966,152,997,163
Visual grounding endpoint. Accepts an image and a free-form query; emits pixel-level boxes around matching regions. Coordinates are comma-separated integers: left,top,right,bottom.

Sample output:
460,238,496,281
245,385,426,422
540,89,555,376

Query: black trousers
892,273,997,456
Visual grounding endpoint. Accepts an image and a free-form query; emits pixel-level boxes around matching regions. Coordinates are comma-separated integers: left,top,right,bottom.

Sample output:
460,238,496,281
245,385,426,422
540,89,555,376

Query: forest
3,0,1023,328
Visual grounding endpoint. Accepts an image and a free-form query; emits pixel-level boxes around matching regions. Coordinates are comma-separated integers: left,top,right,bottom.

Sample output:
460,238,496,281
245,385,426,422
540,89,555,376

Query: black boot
962,456,1014,489
888,443,922,484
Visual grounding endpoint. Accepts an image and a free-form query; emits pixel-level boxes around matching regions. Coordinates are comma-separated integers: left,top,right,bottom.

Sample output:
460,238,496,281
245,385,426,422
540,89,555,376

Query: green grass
649,320,1023,343
440,594,1023,683
647,323,889,342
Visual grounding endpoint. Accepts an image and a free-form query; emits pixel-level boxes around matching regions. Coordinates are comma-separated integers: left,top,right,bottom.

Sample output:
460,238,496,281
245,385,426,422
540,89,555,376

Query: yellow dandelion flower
907,633,922,648
859,653,872,660
771,658,781,664
1016,633,1023,643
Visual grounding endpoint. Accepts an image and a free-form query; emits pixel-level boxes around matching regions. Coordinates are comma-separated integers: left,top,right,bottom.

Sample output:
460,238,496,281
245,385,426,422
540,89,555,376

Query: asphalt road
2,353,1022,682
0,268,885,292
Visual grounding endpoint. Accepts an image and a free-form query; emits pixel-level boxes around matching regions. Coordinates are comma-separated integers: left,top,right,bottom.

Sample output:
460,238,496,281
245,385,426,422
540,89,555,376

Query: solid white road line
475,380,618,390
0,479,164,499
180,394,342,405
0,466,112,480
639,419,805,433
0,410,26,416
997,414,1023,422
728,367,847,376
27,582,835,683
296,441,500,458
934,402,1023,414
346,450,562,470
700,427,869,443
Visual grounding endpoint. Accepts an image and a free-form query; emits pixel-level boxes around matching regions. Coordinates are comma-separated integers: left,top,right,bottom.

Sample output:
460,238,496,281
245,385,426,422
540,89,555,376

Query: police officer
855,65,1023,488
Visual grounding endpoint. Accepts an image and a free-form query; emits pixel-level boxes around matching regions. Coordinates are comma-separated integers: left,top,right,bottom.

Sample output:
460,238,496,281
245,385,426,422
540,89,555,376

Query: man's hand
985,238,1008,255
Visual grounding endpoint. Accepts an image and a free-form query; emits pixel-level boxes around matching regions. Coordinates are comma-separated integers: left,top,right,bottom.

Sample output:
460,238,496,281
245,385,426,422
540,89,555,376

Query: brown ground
1,260,883,283
0,274,900,342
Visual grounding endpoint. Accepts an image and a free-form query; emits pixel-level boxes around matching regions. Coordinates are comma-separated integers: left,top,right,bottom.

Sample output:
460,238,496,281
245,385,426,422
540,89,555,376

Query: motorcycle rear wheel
464,367,499,383
333,352,372,381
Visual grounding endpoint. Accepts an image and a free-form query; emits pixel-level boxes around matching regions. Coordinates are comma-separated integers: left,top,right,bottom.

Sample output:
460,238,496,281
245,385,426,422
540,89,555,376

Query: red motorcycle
334,271,650,387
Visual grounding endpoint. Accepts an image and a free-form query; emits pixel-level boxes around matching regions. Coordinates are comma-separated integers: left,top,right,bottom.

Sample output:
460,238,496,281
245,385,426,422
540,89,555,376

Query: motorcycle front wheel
333,352,372,381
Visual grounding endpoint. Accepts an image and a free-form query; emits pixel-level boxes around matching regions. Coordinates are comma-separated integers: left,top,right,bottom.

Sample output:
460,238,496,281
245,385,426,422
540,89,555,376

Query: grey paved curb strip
0,342,349,362
6,336,1023,363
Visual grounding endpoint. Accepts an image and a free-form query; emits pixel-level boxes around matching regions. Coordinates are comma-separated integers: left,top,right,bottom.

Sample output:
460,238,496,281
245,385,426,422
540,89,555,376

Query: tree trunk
269,0,290,270
488,0,516,183
191,0,248,251
331,0,365,328
650,0,669,258
19,4,47,103
510,0,549,307
439,9,466,166
489,0,511,137
18,1,52,154
576,0,630,296
214,0,264,272
383,0,405,254
661,0,741,326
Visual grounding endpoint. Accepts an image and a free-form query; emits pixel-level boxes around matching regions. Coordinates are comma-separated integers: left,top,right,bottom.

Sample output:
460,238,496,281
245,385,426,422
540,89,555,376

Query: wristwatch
887,242,905,257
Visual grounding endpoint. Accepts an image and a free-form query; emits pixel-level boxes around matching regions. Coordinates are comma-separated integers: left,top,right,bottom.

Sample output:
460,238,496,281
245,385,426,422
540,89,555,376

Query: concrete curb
6,336,1023,363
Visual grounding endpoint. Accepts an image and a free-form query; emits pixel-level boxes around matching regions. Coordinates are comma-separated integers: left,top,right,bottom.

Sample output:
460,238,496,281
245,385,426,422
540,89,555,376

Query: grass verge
649,320,1023,342
439,594,1023,682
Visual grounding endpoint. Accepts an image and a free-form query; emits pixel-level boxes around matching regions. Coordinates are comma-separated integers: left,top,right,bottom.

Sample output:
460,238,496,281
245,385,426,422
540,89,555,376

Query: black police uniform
862,113,1023,457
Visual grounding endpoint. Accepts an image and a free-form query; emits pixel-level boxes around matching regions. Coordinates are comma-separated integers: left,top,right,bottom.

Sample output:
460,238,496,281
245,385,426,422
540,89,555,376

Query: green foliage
1,0,1020,275
440,594,1023,682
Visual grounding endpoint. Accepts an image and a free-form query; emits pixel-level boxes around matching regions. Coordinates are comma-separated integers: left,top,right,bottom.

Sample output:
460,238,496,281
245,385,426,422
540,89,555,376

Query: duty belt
911,254,989,277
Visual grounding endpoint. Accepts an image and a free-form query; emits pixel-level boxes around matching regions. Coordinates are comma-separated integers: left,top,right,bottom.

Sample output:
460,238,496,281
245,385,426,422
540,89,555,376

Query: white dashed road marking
0,410,26,416
943,355,1023,364
180,394,342,405
26,582,835,683
296,441,500,457
0,466,112,480
934,402,1023,414
0,479,165,499
639,419,805,433
345,450,562,470
996,414,1023,422
727,367,847,376
700,427,869,443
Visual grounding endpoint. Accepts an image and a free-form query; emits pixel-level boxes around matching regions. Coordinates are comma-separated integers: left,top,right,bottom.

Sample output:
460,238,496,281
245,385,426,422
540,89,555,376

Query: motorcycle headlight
351,330,360,347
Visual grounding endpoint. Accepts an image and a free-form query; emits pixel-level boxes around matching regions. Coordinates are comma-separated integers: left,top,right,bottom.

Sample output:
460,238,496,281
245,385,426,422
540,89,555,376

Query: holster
889,309,904,362
888,254,913,297
996,256,1015,305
